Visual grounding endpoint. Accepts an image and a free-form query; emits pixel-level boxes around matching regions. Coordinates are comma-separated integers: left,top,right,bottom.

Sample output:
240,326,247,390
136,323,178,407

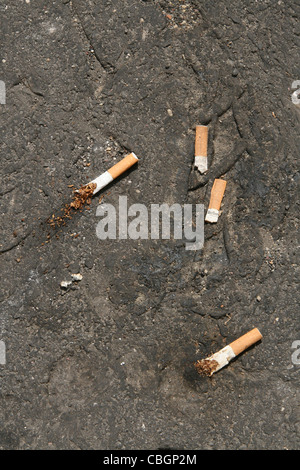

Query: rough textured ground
0,0,299,450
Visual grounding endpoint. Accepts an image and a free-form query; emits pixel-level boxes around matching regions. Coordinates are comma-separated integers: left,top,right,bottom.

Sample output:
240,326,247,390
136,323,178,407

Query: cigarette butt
194,328,263,377
205,178,227,223
87,153,138,195
194,125,208,174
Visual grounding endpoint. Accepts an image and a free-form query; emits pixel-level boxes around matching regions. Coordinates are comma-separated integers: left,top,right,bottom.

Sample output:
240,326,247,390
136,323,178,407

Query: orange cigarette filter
107,153,138,179
209,179,227,210
229,328,263,356
205,178,227,223
194,125,208,173
195,125,208,157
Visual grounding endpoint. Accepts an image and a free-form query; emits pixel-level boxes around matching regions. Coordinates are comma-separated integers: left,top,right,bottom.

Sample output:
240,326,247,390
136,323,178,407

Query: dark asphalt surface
0,0,299,450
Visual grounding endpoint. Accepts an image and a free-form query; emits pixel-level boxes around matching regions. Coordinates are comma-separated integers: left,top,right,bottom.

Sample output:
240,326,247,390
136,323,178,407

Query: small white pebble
60,280,72,289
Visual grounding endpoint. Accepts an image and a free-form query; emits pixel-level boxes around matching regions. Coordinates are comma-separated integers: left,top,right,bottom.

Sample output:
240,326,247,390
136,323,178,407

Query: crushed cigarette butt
71,273,83,281
205,178,227,223
194,125,208,174
194,328,263,377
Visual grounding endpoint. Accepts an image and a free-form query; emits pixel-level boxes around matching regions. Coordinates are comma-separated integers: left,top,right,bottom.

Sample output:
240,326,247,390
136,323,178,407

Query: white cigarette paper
87,152,139,195
195,328,263,376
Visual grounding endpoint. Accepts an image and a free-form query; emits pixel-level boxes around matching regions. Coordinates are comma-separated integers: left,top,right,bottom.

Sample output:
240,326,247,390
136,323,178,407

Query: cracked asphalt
0,0,299,450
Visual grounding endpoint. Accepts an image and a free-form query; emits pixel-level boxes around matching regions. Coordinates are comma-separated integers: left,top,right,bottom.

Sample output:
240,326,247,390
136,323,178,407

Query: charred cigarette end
195,328,263,377
194,358,219,377
194,125,208,174
205,178,227,223
89,153,139,195
47,182,97,231
71,183,97,207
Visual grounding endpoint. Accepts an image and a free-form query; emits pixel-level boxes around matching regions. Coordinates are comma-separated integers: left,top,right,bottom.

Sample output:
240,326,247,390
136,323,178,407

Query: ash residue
194,358,219,377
